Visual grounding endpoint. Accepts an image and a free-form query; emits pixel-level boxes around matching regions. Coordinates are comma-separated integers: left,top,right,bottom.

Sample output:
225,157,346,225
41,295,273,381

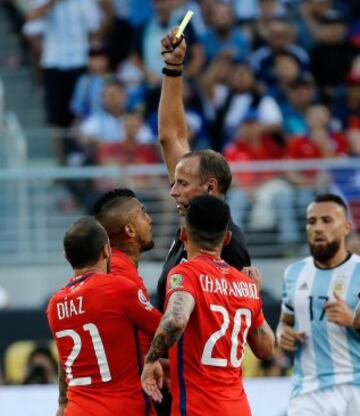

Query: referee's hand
161,28,187,67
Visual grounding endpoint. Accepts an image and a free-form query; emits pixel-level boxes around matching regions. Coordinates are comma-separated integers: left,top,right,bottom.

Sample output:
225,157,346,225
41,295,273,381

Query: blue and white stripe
282,254,360,397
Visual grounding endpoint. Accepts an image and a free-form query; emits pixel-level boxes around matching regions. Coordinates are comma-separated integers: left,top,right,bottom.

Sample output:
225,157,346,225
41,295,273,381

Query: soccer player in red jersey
141,195,275,415
47,217,161,416
93,188,159,358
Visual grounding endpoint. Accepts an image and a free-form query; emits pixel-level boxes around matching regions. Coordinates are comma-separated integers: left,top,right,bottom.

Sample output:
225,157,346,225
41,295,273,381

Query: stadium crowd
3,0,356,240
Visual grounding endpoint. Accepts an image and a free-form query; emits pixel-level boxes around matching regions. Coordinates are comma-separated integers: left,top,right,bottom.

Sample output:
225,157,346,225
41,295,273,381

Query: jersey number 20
56,323,111,386
201,305,252,368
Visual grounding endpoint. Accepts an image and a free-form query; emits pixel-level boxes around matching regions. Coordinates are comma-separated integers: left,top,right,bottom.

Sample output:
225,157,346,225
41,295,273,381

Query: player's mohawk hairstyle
92,188,136,215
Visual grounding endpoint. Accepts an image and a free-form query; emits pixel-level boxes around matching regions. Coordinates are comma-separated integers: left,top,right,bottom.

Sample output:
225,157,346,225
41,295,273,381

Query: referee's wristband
162,67,183,77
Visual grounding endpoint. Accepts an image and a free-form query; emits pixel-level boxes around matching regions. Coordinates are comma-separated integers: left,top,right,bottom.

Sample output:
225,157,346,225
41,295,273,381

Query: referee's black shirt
155,219,251,312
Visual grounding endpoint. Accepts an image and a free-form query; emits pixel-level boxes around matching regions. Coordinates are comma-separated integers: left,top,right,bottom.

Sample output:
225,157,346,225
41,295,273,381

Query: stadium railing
0,158,359,263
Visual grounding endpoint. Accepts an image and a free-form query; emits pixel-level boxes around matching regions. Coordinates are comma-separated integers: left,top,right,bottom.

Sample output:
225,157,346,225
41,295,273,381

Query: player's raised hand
277,325,305,352
141,361,164,403
161,28,187,66
324,291,353,327
242,266,262,290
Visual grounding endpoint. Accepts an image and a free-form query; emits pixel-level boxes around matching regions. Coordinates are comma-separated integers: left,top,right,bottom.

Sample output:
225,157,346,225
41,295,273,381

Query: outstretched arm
159,29,190,184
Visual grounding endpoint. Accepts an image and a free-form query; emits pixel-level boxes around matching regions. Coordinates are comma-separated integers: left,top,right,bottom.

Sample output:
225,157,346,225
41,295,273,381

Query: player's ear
179,225,188,243
124,223,136,238
344,220,351,237
223,230,232,247
103,242,111,260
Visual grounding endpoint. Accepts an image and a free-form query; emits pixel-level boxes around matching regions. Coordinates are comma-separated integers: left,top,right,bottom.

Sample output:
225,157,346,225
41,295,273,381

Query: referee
156,28,254,313
154,28,258,416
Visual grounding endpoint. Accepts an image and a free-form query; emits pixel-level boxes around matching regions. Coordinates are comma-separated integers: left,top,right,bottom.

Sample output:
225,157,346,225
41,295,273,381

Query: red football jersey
165,254,265,416
47,271,161,416
110,248,155,358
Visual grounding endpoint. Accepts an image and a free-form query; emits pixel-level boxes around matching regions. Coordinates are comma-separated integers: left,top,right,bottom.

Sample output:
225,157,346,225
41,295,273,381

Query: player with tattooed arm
141,195,275,416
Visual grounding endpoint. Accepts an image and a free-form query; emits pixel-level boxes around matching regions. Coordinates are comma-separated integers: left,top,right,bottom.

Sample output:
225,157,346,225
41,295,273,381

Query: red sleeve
121,282,161,336
251,306,265,329
164,263,197,309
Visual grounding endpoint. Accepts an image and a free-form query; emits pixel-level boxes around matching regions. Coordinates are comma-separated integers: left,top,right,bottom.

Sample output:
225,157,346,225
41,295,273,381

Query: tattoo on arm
145,291,195,363
58,363,68,405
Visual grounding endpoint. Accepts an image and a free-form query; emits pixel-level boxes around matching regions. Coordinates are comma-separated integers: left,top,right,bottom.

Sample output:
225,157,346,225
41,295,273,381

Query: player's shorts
288,384,360,416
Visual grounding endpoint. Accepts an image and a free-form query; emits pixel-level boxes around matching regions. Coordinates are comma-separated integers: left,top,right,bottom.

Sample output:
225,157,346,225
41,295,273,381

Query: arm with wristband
158,28,190,184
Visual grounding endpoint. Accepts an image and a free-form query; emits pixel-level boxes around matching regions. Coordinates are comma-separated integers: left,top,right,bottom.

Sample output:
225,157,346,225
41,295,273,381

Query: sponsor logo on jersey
137,289,153,311
169,274,184,289
299,282,308,291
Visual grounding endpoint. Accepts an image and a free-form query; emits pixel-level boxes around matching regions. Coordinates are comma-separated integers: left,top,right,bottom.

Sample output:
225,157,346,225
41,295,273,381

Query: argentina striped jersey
281,254,360,397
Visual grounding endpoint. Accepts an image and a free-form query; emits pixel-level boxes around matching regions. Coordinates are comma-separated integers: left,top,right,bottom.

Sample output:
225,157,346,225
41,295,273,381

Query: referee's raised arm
159,28,190,184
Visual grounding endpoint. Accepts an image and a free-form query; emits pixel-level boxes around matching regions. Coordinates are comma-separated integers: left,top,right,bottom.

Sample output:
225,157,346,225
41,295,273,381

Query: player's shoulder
169,260,197,277
350,253,360,264
284,256,312,279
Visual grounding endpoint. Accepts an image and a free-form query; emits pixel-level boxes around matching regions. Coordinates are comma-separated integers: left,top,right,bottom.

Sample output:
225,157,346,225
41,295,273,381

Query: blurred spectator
132,0,203,89
203,61,283,150
285,104,346,186
251,0,288,48
348,232,360,254
310,9,359,101
64,80,127,167
224,111,296,243
280,103,346,241
116,58,146,112
296,0,333,50
22,0,46,83
303,104,348,156
280,74,316,135
200,1,250,62
148,79,211,150
70,43,111,122
77,80,127,152
268,51,302,106
332,67,360,135
96,111,158,185
26,0,104,128
251,18,309,88
107,0,152,68
0,285,10,309
22,343,57,385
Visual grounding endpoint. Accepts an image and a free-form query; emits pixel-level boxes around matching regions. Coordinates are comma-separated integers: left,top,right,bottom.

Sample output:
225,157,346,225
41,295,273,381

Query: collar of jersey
67,272,96,287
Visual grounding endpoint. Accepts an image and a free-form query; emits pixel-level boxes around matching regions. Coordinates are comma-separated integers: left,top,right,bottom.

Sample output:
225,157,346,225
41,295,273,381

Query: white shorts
288,384,360,416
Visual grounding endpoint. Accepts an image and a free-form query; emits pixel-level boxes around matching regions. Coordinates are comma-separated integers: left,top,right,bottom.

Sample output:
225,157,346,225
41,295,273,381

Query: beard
140,239,155,253
106,257,111,273
309,239,340,263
